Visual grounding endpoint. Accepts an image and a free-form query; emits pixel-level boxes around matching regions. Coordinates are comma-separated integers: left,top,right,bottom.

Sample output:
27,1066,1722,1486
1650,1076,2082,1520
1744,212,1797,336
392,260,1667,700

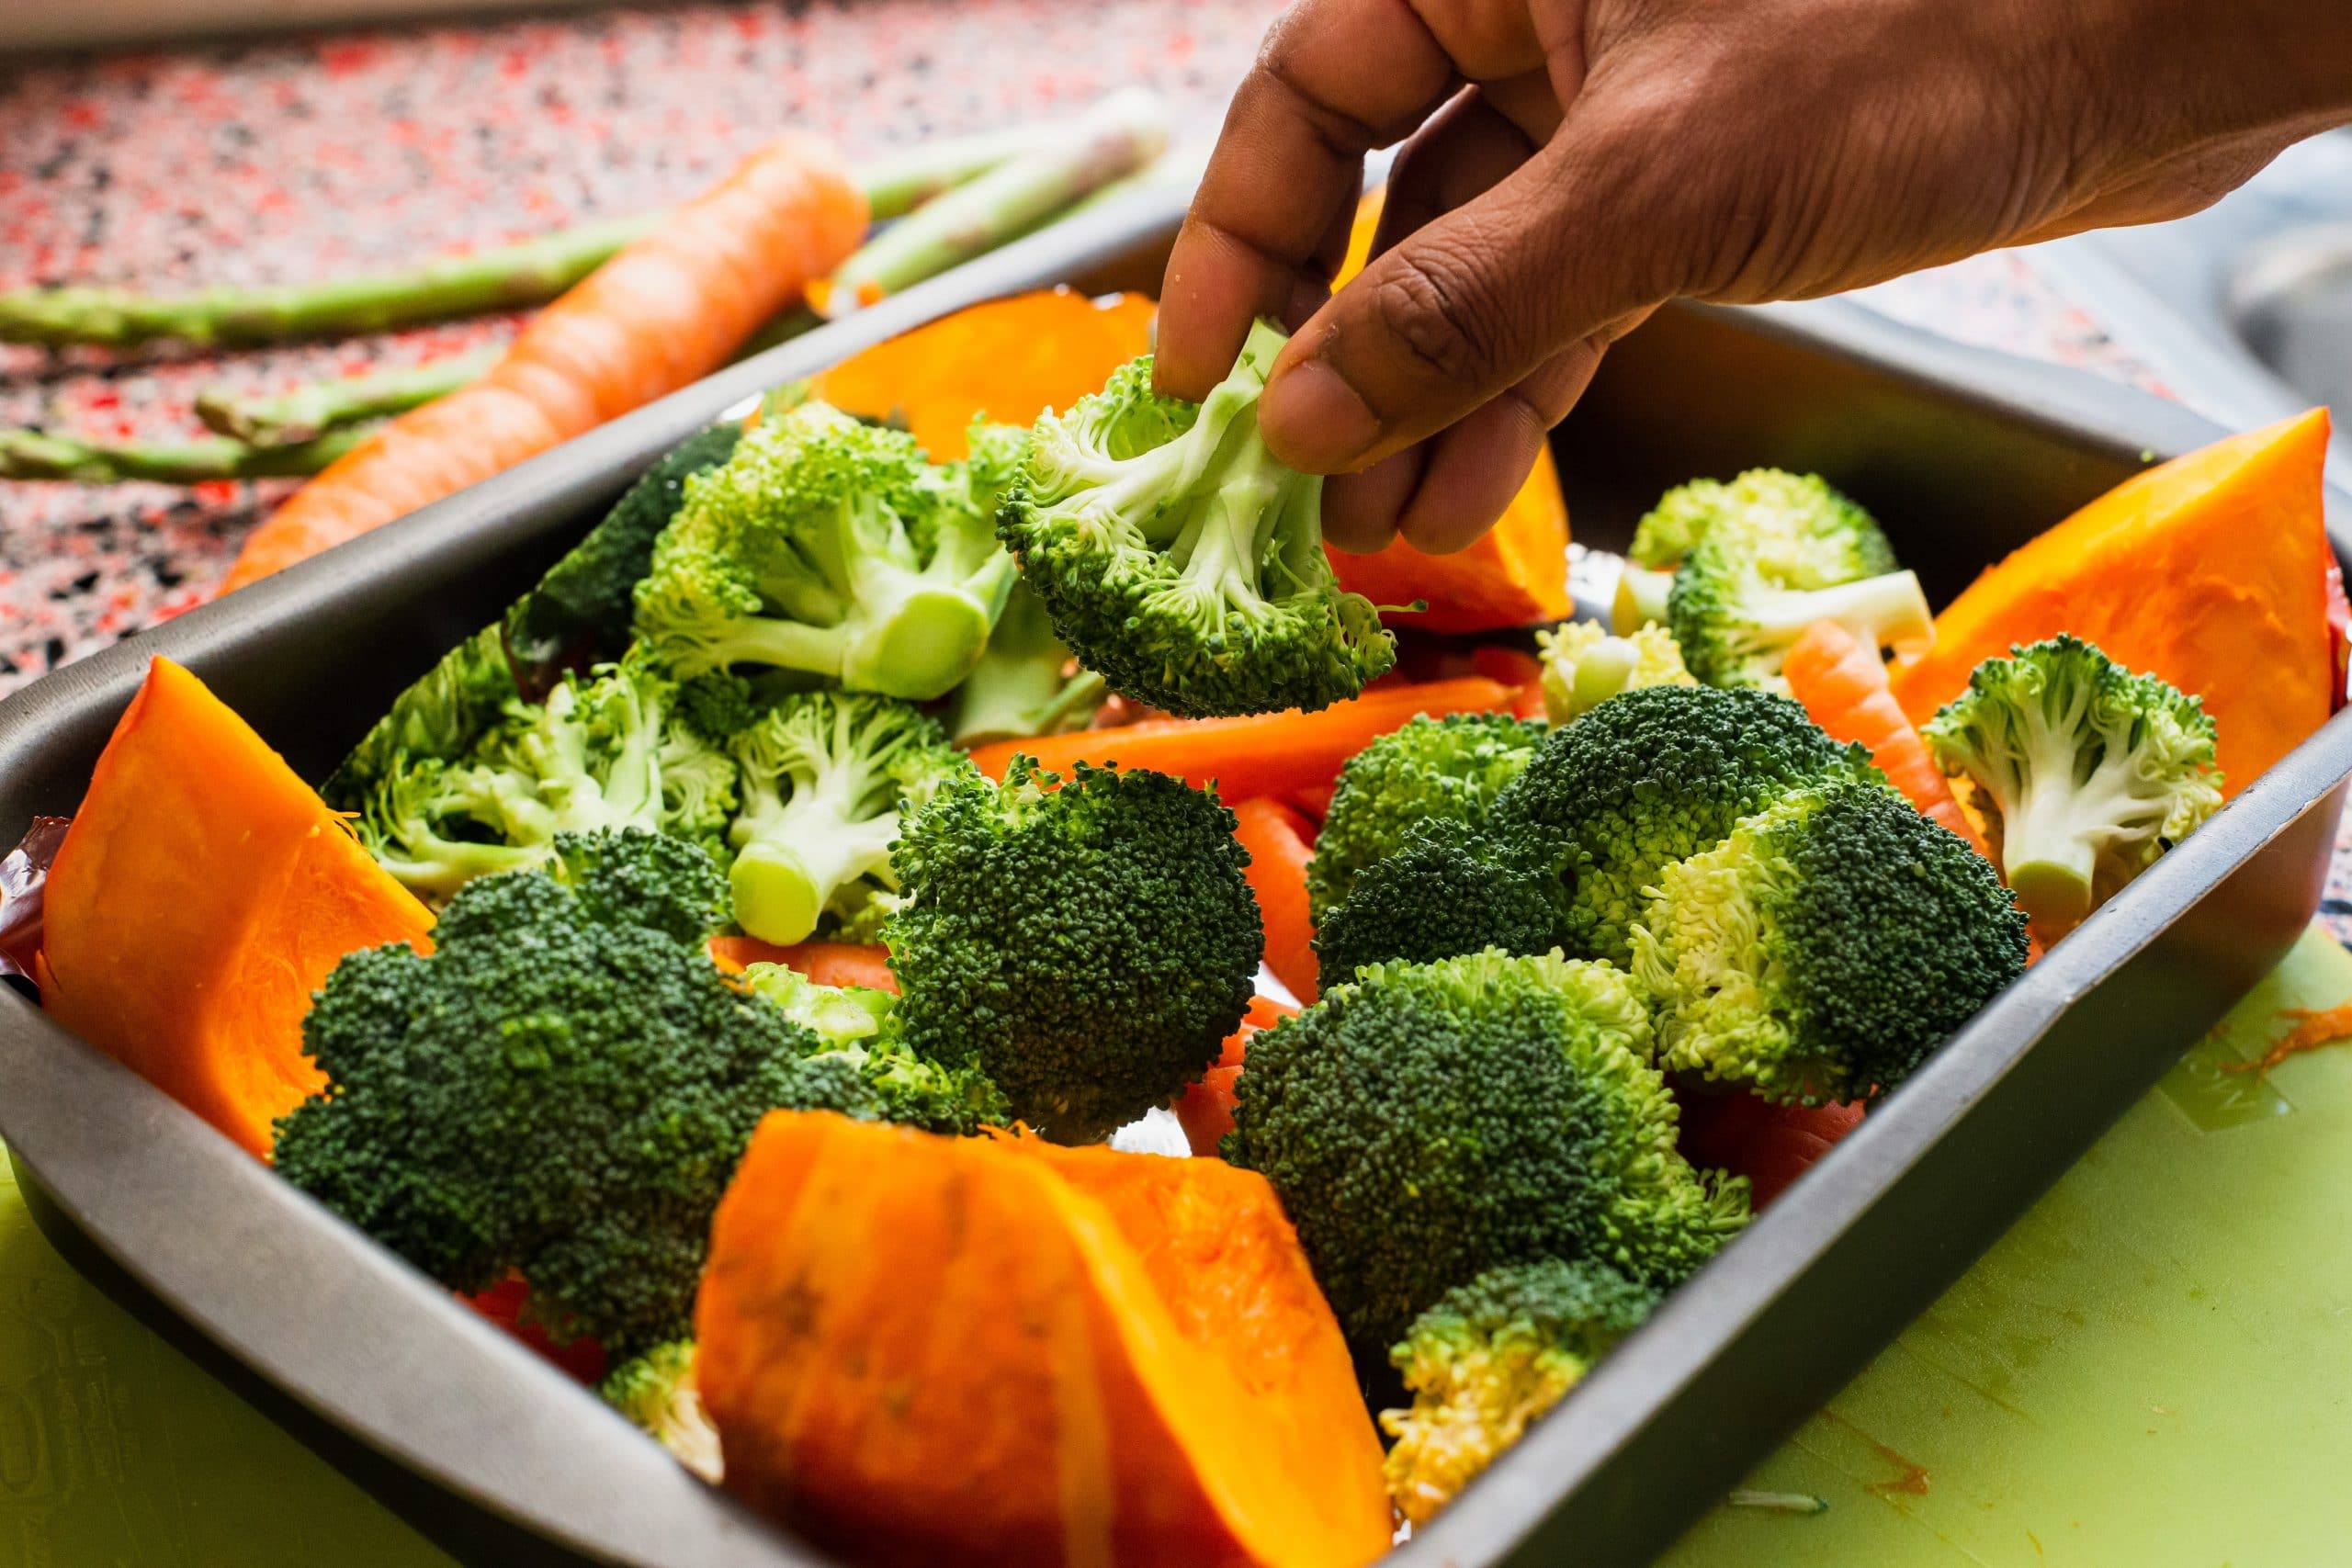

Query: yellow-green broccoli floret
1924,635,2222,934
996,318,1396,717
1535,620,1694,721
1381,1257,1657,1525
601,1340,720,1483
737,962,1008,1135
1224,949,1747,1348
1632,778,2029,1105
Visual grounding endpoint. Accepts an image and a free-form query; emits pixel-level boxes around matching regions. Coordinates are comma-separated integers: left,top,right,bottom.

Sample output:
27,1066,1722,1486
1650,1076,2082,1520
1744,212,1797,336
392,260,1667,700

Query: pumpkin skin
697,1112,1394,1568
39,657,435,1157
1891,409,2336,797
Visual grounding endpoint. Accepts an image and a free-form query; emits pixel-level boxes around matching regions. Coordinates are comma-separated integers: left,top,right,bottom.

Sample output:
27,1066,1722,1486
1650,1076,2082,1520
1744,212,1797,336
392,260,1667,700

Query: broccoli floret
1225,949,1747,1348
1631,778,2030,1104
1535,620,1694,722
1923,637,2222,934
322,624,519,813
357,655,729,902
944,578,1109,747
601,1340,720,1483
1306,712,1545,929
1485,682,1881,966
884,758,1261,1144
738,962,1008,1135
1381,1257,1657,1526
273,830,893,1354
1664,472,1930,692
997,319,1396,717
508,421,744,675
1612,469,1848,634
633,401,1016,700
1314,819,1563,986
1611,564,1676,634
726,692,972,945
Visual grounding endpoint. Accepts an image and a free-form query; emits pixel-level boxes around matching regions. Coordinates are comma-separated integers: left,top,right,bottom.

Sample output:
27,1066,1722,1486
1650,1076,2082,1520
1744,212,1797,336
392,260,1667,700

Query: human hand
1157,0,2352,554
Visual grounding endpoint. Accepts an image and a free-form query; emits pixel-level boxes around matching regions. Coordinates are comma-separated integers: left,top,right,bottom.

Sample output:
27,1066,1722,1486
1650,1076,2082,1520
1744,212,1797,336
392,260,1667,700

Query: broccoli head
1486,682,1880,966
632,401,1015,700
997,318,1396,717
944,578,1109,747
1313,818,1564,985
1660,469,1931,691
323,623,519,813
726,691,971,946
1306,711,1545,929
1535,620,1694,722
738,962,1008,1135
601,1340,720,1483
357,654,730,902
1225,949,1747,1348
272,829,895,1354
884,758,1261,1144
1632,778,2030,1105
1924,636,2222,934
1381,1257,1658,1525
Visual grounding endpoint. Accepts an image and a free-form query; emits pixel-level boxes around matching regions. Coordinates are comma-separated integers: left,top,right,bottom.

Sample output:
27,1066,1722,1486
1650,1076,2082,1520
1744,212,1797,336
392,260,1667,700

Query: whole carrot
1783,618,1984,852
219,134,867,594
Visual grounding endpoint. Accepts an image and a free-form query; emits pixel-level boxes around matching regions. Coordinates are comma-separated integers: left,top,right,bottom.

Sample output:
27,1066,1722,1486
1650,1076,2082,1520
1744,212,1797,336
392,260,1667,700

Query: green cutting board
3,929,2350,1568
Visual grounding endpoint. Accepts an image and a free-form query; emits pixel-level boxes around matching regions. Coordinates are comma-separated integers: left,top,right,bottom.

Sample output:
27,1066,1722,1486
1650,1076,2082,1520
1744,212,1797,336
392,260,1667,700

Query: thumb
1258,120,1687,474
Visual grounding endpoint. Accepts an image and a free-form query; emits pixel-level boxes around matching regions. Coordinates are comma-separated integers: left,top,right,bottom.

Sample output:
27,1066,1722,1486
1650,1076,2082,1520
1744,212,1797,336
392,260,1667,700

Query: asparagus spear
195,348,503,446
819,87,1173,314
0,424,370,483
0,128,1045,352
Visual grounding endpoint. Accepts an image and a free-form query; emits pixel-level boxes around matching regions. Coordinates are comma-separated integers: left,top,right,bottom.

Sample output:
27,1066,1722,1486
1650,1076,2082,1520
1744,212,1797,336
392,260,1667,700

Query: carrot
1171,994,1298,1156
220,135,868,593
967,676,1515,800
1783,619,1984,853
1232,798,1318,1005
707,936,897,994
1287,784,1336,827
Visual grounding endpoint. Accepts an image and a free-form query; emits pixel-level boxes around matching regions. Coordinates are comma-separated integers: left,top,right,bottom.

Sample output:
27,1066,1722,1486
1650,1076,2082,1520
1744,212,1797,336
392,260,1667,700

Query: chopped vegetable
943,579,1107,747
220,134,867,592
1631,778,2029,1104
999,318,1396,716
39,658,435,1156
705,937,896,993
1782,617,1983,852
1925,636,2222,934
1535,620,1694,722
1232,797,1319,1003
601,1341,721,1483
1170,994,1296,1156
695,1111,1394,1568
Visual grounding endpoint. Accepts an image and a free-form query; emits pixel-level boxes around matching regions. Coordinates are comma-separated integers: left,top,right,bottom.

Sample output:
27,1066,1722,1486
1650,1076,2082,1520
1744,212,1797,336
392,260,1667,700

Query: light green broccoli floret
1924,635,2222,933
1631,778,2029,1105
1535,620,1694,722
944,578,1108,747
997,318,1396,717
601,1340,721,1483
1381,1257,1658,1525
737,963,1008,1135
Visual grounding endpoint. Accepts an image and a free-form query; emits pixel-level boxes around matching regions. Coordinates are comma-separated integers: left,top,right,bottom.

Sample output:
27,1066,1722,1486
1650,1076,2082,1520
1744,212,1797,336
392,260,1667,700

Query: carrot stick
1231,797,1318,1004
1783,619,1985,853
219,135,867,593
1170,993,1298,1156
966,676,1514,799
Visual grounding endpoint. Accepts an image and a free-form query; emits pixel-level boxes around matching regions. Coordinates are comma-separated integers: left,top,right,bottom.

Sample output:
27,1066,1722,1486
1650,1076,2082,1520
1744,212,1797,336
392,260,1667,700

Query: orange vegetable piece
699,1111,1393,1568
1783,619,1984,854
813,288,1158,459
1171,995,1297,1157
38,658,435,1157
967,675,1515,800
705,936,897,993
1322,191,1572,632
1231,798,1319,1004
1890,410,2336,796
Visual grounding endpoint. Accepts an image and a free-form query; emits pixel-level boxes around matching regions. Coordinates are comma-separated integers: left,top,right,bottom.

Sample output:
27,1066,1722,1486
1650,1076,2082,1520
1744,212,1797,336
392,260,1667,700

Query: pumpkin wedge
813,287,1158,459
1323,190,1573,632
39,657,434,1156
698,1111,1393,1568
1890,409,2336,795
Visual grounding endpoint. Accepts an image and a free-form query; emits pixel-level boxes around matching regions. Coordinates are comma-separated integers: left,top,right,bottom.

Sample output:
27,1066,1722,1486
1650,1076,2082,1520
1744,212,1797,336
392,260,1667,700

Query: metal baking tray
0,184,2346,1568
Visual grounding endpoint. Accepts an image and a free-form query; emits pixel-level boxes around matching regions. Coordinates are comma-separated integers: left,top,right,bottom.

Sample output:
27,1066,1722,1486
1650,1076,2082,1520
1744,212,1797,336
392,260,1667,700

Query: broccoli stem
730,813,899,945
1997,736,2172,931
1758,569,1934,655
1612,563,1676,633
195,350,501,447
0,423,371,482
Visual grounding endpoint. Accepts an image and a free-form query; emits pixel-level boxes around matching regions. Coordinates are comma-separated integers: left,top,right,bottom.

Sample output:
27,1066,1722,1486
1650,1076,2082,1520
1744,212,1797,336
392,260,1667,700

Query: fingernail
1261,357,1382,472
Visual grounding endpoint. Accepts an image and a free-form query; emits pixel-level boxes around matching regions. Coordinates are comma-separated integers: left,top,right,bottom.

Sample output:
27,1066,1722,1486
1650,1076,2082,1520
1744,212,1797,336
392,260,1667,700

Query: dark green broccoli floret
322,623,519,813
273,830,891,1355
633,401,1015,700
1381,1257,1658,1525
725,691,972,945
738,962,1007,1135
1313,818,1560,986
356,652,732,902
1306,712,1544,929
884,758,1261,1144
1630,777,2030,1104
508,421,744,675
944,579,1109,747
1924,636,2222,934
1662,470,1930,691
1485,682,1880,966
1225,949,1747,1348
997,318,1396,717
601,1339,719,1482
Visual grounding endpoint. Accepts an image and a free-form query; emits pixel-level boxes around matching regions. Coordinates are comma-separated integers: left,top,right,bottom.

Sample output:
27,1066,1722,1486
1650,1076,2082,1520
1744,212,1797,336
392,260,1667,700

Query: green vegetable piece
602,1340,720,1482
